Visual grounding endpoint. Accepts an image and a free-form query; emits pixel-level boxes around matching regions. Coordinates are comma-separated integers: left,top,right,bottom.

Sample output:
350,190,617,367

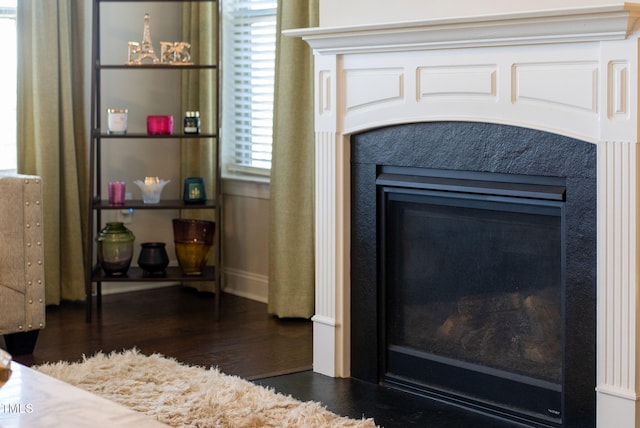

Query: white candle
107,108,128,134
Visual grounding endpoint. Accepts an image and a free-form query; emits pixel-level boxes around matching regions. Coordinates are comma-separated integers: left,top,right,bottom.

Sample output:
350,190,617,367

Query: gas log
433,288,561,369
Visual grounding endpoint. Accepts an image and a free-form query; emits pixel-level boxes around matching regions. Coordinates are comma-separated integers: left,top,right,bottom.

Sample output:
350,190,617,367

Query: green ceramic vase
96,222,135,275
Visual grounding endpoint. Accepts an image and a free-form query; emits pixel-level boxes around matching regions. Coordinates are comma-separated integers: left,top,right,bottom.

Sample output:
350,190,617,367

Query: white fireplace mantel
289,4,640,54
290,3,640,427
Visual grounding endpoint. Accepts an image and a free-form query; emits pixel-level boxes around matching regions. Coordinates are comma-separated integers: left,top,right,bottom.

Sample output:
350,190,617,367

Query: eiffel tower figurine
128,13,159,65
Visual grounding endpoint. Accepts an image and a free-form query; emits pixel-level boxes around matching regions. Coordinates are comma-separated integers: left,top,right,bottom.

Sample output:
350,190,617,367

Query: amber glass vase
96,222,135,275
172,219,215,275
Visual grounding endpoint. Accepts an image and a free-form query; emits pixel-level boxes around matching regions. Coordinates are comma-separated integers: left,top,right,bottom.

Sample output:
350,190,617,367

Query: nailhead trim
0,175,47,333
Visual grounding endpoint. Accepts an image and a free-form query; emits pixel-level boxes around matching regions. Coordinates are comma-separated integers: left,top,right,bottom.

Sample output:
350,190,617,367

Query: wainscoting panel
223,267,268,303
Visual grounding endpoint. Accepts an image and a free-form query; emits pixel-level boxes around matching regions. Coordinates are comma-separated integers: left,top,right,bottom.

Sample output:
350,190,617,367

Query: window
221,0,277,177
0,0,16,172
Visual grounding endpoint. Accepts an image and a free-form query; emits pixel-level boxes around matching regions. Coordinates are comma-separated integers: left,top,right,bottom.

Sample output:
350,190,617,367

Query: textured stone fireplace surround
289,3,640,427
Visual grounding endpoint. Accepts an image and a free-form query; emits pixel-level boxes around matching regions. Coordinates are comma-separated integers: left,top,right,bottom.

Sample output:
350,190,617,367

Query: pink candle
108,181,126,205
146,115,174,135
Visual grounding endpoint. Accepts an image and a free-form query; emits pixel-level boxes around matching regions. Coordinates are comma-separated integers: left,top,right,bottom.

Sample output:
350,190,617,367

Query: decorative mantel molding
286,4,640,54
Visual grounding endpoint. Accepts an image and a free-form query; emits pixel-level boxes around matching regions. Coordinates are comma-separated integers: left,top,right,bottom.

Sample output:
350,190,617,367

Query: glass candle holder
107,108,128,134
183,111,200,134
133,176,170,204
108,181,126,205
146,115,173,135
183,177,206,204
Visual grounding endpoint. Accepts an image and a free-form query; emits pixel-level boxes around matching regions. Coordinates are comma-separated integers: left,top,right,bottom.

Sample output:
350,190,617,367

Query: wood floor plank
5,286,313,380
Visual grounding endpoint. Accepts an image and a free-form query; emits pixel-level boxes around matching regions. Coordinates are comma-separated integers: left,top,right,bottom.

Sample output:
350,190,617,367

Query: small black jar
137,242,169,276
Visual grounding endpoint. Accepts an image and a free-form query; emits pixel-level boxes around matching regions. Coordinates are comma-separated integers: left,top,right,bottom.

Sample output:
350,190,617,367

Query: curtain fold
268,0,319,318
180,3,218,292
17,0,88,304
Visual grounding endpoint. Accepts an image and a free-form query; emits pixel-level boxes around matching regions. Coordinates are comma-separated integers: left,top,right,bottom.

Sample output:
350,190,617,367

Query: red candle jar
146,115,174,135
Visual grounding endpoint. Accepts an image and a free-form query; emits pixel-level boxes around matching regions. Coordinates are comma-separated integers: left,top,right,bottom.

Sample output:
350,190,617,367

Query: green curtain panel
268,0,319,318
180,3,218,292
17,1,88,304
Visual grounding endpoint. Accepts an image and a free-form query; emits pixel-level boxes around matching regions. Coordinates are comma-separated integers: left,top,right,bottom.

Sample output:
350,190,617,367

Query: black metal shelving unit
87,0,221,322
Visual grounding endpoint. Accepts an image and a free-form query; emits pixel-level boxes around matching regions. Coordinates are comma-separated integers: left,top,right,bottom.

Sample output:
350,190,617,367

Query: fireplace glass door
379,168,566,423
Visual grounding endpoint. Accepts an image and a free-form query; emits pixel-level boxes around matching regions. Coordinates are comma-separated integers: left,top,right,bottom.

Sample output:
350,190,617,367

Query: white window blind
0,0,17,172
222,0,277,176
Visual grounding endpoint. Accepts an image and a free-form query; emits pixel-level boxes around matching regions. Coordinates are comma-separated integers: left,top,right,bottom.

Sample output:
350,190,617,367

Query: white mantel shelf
294,2,640,427
286,4,640,54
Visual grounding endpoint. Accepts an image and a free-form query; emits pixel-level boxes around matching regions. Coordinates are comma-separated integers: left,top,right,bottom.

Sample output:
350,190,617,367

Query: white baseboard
222,267,268,303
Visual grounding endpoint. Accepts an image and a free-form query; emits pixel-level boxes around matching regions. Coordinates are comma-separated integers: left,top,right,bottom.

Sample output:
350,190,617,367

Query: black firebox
380,167,565,425
350,122,596,428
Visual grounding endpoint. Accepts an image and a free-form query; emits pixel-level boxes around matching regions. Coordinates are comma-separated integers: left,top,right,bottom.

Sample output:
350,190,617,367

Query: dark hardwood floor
7,285,312,380
1,286,518,427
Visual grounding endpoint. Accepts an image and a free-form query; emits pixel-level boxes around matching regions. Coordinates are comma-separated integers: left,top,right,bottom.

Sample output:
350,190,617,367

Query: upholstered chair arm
0,174,46,336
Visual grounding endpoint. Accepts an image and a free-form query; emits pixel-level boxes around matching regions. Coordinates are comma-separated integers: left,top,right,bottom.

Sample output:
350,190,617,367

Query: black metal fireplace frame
350,121,597,428
377,166,567,426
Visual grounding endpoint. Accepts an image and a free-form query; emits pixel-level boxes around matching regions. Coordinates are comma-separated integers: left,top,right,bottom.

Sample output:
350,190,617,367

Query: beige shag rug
34,349,377,428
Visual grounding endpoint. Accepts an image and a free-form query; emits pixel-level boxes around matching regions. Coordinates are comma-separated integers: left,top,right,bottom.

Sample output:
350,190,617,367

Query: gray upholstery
0,174,46,336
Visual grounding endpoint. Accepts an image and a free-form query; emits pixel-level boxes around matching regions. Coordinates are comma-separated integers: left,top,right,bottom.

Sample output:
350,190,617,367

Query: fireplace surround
350,122,596,426
288,3,640,427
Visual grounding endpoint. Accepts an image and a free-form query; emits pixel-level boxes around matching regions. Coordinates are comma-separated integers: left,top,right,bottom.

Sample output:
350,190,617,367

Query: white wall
319,0,627,27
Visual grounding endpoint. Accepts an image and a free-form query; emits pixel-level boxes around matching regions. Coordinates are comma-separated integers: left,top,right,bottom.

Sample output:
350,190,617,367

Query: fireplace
350,122,596,426
288,3,640,427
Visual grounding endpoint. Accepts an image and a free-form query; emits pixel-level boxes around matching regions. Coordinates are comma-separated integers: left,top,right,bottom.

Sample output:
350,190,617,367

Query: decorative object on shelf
126,13,192,66
137,242,169,276
127,13,159,65
107,108,128,134
133,176,170,204
183,111,200,134
108,181,126,205
96,222,135,276
161,41,193,65
172,219,215,276
183,177,206,204
146,115,173,135
160,42,174,64
0,349,11,389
